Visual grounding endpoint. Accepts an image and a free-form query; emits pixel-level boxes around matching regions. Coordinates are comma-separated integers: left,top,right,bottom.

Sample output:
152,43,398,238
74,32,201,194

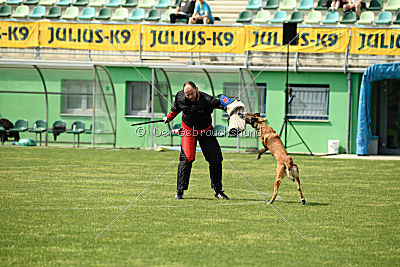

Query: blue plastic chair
322,11,339,24
246,0,262,10
78,6,95,19
127,7,145,21
297,0,313,10
56,0,72,6
375,11,392,24
270,10,287,23
106,0,121,7
29,5,46,18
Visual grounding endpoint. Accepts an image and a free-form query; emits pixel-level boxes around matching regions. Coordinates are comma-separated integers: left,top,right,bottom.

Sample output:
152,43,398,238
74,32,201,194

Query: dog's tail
283,157,299,181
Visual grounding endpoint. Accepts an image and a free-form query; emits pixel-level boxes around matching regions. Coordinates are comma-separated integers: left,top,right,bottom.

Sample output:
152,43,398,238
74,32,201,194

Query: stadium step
208,0,248,25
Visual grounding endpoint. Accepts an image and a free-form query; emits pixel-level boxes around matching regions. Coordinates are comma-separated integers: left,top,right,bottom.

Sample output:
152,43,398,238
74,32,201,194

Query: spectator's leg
170,13,176,23
185,13,192,23
355,3,362,19
203,17,210,24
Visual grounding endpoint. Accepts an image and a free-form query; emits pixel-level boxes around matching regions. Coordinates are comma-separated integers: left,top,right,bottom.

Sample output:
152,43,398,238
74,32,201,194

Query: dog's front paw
257,154,261,160
301,198,306,205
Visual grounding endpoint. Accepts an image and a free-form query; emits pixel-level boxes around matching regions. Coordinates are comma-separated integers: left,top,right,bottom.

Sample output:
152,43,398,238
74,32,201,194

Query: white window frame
61,79,92,115
126,81,151,116
287,84,330,121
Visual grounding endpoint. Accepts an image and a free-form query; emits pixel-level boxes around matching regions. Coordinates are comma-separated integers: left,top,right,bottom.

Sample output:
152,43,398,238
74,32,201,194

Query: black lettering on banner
397,35,400,48
272,32,280,46
56,28,66,41
316,33,327,47
171,30,178,45
121,30,130,44
95,29,103,43
150,30,156,47
367,33,378,48
198,31,205,45
327,34,338,46
262,32,273,45
77,28,81,42
380,33,388,49
158,30,168,45
68,28,76,42
300,33,309,46
8,26,19,41
48,27,54,44
19,27,28,41
224,32,233,46
358,33,366,50
185,31,195,45
83,29,93,43
390,34,395,49
110,30,120,44
251,31,259,47
180,31,184,45
213,31,223,46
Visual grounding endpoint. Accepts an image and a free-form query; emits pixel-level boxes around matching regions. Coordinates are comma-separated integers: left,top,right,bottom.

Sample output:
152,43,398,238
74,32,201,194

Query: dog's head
242,113,264,128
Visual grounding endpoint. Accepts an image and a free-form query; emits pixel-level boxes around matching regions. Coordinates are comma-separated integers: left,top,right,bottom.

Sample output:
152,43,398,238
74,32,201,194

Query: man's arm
164,93,182,123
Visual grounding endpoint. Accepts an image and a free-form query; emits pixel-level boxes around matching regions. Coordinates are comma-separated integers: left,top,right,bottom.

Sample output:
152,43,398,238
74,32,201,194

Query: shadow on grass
273,200,329,206
182,196,266,202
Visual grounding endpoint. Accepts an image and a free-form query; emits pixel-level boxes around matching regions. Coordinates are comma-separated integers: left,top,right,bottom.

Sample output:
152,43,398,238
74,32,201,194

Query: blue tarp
356,63,400,155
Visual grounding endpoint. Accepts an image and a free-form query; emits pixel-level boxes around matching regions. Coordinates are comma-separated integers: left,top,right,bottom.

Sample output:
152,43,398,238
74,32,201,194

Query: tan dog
244,113,306,205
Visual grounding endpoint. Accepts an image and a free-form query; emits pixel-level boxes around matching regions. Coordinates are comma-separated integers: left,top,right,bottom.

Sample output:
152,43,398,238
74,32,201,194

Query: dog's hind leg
292,164,306,205
270,163,285,204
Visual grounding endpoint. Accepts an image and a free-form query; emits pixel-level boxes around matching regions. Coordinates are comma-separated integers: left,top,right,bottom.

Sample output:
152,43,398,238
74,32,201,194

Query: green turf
0,146,399,265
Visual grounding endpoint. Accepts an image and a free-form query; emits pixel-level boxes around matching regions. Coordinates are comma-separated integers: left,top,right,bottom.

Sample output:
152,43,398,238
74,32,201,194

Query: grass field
0,146,399,266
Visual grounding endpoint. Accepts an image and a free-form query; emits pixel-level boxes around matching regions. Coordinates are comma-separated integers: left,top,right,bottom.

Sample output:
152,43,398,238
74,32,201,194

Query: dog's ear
255,113,260,117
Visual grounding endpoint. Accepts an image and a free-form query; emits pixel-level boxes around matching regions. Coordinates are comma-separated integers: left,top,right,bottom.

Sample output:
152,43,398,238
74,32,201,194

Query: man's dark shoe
214,190,229,200
175,191,183,200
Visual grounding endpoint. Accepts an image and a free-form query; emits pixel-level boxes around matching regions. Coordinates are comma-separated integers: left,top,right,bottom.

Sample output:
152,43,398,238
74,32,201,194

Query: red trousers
177,121,223,192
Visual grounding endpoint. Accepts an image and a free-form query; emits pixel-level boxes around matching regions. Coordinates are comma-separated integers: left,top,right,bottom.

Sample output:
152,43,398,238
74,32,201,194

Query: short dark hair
183,81,197,90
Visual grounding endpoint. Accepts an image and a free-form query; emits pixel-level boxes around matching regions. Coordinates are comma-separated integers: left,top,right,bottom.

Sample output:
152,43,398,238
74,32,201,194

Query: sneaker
214,190,229,200
175,191,183,200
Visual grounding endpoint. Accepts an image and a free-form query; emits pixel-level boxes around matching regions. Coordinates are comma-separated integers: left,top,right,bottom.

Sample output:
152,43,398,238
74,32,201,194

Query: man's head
183,81,199,102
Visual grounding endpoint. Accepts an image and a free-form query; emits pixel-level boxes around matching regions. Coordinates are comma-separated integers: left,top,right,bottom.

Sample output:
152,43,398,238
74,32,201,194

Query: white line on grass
94,157,177,240
225,158,307,240
0,164,81,169
0,201,265,211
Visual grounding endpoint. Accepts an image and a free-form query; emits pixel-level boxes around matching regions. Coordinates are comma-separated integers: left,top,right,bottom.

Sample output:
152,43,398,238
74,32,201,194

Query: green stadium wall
0,66,361,154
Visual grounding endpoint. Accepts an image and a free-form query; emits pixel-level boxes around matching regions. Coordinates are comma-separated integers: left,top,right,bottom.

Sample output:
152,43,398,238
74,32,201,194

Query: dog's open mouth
238,112,250,123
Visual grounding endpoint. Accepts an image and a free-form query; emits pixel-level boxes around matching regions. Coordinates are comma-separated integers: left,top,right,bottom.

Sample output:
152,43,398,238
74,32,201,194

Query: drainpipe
346,72,352,154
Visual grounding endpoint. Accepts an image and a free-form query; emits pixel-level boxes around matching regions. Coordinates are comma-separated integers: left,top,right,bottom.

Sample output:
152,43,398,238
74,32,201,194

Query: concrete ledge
323,154,400,160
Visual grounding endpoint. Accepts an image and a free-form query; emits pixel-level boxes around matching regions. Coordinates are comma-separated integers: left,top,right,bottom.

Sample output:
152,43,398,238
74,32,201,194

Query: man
170,0,196,24
163,81,229,200
329,0,346,11
189,0,214,24
343,0,365,19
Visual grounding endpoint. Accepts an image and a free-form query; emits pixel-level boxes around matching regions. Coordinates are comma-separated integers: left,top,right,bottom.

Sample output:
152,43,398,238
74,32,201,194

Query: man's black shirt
171,90,222,129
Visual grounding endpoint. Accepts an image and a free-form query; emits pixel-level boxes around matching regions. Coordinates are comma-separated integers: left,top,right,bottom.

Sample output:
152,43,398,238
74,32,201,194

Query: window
256,83,267,116
61,80,92,115
223,82,267,116
126,81,151,116
287,84,329,120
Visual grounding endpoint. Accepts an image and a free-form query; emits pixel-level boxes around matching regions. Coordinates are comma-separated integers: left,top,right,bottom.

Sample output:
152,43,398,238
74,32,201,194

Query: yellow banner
350,28,400,56
245,26,349,54
141,25,245,54
0,21,39,48
40,22,141,51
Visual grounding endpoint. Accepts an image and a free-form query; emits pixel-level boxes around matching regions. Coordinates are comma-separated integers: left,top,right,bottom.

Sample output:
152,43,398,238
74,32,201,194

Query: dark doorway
372,79,400,155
